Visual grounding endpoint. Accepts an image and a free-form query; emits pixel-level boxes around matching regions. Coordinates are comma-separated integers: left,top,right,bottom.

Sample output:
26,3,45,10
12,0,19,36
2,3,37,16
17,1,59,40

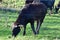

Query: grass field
0,0,60,40
0,10,60,40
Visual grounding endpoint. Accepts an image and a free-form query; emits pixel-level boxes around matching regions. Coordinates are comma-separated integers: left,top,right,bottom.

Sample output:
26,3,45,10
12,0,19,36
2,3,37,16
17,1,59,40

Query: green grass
0,0,60,40
0,10,60,40
54,0,60,6
0,0,25,9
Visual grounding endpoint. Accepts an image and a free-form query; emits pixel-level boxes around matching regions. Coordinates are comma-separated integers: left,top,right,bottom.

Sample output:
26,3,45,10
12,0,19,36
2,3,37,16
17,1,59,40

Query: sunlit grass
0,10,60,40
0,0,60,40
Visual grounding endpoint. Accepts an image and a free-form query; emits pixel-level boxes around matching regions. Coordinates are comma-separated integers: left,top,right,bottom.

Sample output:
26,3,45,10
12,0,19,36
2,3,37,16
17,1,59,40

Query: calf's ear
11,23,17,30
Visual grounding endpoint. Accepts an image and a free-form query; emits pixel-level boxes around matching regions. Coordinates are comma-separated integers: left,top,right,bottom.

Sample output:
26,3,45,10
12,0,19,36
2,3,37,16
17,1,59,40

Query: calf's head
11,23,23,37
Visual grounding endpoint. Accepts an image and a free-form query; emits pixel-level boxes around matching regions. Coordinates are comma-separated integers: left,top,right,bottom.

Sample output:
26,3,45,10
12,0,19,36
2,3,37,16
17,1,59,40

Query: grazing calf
25,0,55,14
12,3,47,37
40,0,55,14
11,23,20,37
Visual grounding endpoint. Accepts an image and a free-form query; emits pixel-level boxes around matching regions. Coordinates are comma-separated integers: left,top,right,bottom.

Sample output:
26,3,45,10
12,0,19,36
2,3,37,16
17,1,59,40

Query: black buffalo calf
12,26,20,37
12,3,47,37
25,0,55,14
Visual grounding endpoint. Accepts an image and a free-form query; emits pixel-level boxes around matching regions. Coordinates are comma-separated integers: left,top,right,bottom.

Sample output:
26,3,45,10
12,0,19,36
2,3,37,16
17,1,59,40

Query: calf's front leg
30,21,36,35
23,25,26,35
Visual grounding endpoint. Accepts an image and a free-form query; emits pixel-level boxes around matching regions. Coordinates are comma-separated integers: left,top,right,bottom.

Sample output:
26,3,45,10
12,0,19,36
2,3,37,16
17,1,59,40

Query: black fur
12,3,47,37
25,0,55,9
25,0,55,14
12,27,20,37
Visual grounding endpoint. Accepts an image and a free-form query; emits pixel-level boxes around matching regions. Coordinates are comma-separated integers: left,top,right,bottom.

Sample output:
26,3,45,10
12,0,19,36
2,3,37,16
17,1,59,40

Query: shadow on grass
51,14,60,18
41,27,60,31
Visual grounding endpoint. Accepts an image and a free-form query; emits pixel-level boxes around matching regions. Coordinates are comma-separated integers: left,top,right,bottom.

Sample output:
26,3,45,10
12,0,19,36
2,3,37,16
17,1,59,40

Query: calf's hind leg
36,19,44,34
36,20,41,34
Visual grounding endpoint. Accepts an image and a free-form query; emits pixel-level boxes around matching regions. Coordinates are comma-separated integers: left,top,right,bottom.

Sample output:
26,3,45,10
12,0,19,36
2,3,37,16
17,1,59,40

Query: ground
0,0,60,40
0,10,60,40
